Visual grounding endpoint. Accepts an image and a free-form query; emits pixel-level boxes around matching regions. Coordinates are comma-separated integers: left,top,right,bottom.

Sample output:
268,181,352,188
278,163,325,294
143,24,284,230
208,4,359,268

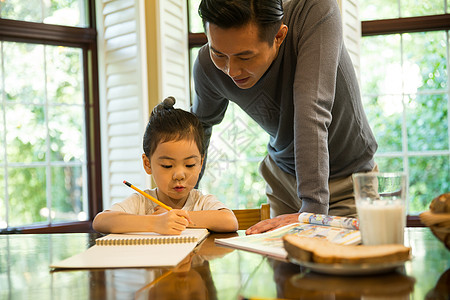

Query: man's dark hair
198,0,284,45
143,97,205,159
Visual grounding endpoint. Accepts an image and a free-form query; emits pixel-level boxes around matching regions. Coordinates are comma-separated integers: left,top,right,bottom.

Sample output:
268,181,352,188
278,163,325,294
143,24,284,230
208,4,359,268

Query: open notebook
50,228,209,269
215,213,360,260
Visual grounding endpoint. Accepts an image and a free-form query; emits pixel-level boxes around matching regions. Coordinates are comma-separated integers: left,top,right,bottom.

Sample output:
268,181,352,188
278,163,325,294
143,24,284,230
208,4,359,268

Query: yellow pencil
134,270,173,295
123,180,172,211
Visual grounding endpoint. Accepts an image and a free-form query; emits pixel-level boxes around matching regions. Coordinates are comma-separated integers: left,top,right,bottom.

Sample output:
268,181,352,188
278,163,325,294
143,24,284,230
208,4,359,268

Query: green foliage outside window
0,42,86,228
360,0,448,20
360,0,450,215
198,103,269,210
0,0,86,27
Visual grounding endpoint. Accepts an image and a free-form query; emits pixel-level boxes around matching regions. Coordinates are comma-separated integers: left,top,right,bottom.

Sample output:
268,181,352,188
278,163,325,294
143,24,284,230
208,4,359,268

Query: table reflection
0,228,448,300
271,259,415,299
91,231,235,299
239,258,416,300
135,257,216,300
238,228,449,300
425,267,450,300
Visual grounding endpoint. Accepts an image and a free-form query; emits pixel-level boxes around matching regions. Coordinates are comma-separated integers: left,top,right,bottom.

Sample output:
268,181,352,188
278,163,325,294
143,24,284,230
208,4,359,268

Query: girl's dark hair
198,0,284,45
143,96,205,158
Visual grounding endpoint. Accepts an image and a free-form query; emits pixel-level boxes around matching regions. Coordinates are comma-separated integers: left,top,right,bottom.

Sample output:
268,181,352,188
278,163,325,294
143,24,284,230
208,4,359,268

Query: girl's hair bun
152,96,176,115
162,96,176,108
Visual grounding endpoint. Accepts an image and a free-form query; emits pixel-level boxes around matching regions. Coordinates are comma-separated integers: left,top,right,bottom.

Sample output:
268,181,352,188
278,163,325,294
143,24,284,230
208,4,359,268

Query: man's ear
142,153,152,175
274,24,288,47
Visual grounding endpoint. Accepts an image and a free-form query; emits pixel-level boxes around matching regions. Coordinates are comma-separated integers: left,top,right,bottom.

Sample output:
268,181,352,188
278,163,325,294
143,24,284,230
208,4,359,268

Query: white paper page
50,242,197,269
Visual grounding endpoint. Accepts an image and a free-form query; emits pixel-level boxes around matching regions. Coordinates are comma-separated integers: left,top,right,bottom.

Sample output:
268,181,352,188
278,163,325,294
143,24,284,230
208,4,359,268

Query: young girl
93,97,238,234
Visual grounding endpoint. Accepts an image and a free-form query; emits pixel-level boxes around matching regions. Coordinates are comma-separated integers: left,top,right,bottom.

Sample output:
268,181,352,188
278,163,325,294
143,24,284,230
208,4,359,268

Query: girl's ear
142,154,152,175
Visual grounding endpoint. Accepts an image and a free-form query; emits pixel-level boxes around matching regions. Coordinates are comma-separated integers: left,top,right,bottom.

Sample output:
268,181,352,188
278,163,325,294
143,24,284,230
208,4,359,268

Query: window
0,0,101,233
360,2,450,221
187,0,267,210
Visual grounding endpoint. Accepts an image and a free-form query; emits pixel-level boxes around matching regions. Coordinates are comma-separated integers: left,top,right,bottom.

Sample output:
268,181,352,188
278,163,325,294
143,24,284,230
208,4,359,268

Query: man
191,0,378,234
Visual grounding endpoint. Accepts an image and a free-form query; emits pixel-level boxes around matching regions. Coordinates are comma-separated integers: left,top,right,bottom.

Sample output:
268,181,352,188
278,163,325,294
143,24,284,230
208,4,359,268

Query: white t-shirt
109,188,229,215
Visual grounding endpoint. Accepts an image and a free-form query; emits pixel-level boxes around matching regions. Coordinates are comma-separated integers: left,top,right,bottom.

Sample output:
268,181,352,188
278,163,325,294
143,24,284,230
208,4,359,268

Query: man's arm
292,0,343,214
245,0,345,234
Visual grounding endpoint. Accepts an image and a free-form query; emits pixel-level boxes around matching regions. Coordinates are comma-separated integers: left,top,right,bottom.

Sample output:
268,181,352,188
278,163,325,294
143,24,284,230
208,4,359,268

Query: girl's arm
187,209,238,232
92,209,190,234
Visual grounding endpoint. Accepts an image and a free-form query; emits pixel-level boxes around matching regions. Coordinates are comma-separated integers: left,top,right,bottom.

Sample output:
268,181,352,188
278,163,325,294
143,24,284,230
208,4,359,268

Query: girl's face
142,138,203,207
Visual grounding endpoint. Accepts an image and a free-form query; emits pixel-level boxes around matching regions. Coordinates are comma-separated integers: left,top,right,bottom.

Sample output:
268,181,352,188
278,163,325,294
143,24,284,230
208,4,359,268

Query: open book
215,213,360,260
50,228,209,269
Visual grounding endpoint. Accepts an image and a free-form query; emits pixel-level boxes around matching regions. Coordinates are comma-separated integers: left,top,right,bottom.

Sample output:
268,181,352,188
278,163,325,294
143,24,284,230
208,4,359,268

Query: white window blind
96,0,190,209
97,0,147,207
338,0,361,80
158,0,190,109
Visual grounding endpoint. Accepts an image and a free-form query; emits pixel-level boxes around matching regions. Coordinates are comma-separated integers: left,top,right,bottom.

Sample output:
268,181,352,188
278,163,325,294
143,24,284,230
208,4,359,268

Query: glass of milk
353,172,407,245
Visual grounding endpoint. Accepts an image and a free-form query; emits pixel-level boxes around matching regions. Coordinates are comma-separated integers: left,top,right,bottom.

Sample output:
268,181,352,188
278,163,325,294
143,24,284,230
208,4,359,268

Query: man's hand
245,213,300,235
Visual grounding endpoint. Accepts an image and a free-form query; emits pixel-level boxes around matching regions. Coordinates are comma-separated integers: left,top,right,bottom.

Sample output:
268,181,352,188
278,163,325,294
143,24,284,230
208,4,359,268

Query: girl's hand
154,209,190,235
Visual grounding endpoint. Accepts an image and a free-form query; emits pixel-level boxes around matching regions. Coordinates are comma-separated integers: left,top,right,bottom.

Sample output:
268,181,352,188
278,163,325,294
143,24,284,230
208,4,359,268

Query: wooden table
0,228,448,299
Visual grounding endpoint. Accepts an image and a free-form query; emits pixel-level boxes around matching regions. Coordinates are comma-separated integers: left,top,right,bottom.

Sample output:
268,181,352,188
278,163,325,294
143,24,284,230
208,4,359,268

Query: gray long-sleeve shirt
192,0,378,214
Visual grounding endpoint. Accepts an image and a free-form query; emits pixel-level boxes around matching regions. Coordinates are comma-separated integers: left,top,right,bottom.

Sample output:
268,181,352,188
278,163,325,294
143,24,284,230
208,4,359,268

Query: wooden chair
232,203,270,230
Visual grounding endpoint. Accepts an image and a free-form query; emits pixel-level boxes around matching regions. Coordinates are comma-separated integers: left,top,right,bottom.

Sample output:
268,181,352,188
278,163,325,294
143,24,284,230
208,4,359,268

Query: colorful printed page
215,214,361,260
298,212,359,230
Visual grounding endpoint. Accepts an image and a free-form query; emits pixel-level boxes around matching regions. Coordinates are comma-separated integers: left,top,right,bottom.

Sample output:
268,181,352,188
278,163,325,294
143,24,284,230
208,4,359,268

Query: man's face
206,22,282,89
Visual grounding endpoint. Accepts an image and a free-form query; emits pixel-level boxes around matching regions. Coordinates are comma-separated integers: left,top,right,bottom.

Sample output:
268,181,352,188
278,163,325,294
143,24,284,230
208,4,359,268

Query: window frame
361,13,450,227
362,14,450,36
0,0,102,233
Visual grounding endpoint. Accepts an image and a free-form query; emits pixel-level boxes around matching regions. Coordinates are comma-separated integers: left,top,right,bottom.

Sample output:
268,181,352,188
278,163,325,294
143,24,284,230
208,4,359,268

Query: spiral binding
96,236,197,246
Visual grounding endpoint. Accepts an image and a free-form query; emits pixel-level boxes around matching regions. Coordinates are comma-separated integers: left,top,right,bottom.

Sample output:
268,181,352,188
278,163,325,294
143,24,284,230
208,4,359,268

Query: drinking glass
353,172,407,245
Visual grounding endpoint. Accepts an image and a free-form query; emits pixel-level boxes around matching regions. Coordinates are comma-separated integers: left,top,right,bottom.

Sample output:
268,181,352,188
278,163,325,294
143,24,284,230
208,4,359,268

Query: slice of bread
283,234,411,264
430,192,450,213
